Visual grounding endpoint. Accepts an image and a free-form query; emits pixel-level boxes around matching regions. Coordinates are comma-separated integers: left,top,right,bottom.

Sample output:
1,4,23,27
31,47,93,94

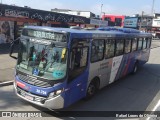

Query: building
51,8,108,28
0,4,90,44
102,14,125,27
151,13,160,38
124,14,153,31
51,8,96,18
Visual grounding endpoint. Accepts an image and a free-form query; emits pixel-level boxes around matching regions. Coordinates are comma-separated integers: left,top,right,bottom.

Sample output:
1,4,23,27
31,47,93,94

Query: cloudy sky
2,0,160,16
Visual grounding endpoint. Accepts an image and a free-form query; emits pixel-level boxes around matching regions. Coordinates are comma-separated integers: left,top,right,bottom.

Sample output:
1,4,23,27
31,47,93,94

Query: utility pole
139,11,144,30
100,4,103,20
99,4,103,27
151,0,155,15
102,12,105,21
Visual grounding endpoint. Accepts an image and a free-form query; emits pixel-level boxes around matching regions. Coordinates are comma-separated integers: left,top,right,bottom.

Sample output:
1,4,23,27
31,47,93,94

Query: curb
0,81,13,87
151,46,160,49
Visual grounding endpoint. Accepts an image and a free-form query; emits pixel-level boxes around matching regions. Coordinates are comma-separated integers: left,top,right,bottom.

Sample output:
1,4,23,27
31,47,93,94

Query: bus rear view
14,26,68,109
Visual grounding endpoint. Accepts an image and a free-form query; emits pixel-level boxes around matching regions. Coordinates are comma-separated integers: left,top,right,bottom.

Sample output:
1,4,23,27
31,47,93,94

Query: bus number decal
36,89,47,95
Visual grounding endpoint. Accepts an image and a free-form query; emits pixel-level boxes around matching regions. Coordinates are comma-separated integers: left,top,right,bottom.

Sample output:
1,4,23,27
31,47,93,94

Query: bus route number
36,89,47,95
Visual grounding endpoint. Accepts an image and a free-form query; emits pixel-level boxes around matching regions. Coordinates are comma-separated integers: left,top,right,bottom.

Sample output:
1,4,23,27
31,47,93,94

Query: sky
1,0,160,16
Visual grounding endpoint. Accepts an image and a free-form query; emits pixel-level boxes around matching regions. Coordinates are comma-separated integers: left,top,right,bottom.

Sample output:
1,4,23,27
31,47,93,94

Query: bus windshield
17,39,68,81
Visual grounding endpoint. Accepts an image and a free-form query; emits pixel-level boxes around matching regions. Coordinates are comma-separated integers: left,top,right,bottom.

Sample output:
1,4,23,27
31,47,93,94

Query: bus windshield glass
17,38,68,81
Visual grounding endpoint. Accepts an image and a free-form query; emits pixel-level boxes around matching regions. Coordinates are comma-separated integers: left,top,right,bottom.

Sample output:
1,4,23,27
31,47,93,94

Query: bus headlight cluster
48,89,63,98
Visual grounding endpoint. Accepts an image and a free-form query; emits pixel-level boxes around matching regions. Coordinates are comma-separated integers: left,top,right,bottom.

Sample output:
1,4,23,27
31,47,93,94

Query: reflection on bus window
147,38,151,48
143,38,147,49
91,39,104,62
132,38,138,51
116,39,124,56
138,38,143,50
105,39,115,58
125,39,131,53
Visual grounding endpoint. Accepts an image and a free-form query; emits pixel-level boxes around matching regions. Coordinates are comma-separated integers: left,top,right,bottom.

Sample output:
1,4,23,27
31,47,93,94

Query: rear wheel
132,63,138,74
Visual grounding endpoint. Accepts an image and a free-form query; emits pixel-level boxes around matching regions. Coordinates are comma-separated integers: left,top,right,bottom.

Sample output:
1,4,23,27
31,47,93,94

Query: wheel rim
134,66,137,73
88,84,96,96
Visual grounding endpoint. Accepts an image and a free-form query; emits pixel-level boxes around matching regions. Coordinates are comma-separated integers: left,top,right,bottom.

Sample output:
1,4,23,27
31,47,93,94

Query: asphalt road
0,46,160,120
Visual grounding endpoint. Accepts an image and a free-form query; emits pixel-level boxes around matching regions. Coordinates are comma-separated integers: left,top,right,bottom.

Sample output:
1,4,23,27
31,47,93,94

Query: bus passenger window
132,38,137,51
138,38,143,50
146,38,151,48
143,38,147,49
91,39,104,62
105,39,115,58
71,47,88,69
69,47,88,80
115,39,124,56
124,39,131,53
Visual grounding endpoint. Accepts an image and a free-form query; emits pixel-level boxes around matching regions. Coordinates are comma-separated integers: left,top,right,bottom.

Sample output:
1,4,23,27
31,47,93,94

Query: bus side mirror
9,37,20,59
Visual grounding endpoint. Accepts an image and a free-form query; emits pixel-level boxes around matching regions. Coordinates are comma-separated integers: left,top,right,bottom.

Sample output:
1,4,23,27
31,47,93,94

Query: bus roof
24,26,152,38
24,26,125,34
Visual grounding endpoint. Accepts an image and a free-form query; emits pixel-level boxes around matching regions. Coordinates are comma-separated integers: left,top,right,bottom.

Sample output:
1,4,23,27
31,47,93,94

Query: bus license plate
25,94,34,101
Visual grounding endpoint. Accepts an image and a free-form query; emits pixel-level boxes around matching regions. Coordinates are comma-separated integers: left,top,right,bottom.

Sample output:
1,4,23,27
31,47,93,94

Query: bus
12,26,152,109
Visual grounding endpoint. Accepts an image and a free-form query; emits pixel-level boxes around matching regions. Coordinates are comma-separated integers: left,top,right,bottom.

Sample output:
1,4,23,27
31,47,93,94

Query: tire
85,81,97,99
132,63,138,74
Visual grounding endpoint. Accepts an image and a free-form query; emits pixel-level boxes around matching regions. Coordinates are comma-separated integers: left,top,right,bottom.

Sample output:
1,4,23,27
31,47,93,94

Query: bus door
65,40,89,106
89,39,110,87
100,38,115,87
109,39,124,83
98,39,115,87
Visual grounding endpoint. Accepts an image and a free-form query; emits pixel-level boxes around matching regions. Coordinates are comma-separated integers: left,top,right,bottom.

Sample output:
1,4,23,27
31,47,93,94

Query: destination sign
22,29,67,42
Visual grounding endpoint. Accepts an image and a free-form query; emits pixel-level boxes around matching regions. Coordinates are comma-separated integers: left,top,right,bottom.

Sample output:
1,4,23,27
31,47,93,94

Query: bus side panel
64,70,89,108
99,58,113,88
109,55,123,84
88,62,100,86
115,49,150,80
115,53,135,79
136,49,150,66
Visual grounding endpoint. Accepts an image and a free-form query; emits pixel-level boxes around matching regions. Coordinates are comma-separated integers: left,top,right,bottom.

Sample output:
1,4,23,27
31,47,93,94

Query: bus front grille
17,73,52,88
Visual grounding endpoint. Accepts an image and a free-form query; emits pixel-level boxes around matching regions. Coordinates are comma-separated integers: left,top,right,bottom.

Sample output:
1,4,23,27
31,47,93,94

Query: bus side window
138,38,143,50
115,39,124,56
132,38,138,51
143,38,147,49
91,39,104,62
147,38,151,48
124,39,131,54
69,47,88,81
105,39,115,59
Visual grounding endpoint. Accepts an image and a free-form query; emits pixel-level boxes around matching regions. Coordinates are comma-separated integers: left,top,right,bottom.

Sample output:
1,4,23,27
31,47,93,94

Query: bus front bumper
13,81,64,110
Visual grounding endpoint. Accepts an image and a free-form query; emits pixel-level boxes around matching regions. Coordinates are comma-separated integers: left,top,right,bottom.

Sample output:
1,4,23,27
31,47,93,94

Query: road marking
146,100,160,120
0,81,13,87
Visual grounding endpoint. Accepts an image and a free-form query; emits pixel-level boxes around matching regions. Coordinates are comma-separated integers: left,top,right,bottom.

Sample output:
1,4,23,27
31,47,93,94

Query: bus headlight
48,89,63,98
55,89,63,95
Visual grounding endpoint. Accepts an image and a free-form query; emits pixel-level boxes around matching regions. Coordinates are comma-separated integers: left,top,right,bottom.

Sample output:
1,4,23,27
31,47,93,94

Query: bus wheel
132,63,138,74
85,80,98,100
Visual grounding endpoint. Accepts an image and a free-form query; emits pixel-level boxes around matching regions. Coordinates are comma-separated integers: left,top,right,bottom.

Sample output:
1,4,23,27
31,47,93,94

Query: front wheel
85,81,97,99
